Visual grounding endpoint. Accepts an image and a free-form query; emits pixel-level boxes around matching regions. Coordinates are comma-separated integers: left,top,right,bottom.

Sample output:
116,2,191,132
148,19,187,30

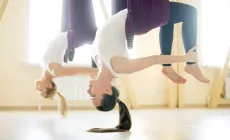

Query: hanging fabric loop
63,0,97,62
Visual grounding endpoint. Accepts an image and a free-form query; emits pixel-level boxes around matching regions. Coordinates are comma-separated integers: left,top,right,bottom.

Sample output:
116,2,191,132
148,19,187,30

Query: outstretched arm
49,63,98,77
111,47,197,74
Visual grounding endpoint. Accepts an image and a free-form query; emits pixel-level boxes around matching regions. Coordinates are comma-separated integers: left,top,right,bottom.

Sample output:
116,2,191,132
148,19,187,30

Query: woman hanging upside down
35,32,98,116
87,1,203,133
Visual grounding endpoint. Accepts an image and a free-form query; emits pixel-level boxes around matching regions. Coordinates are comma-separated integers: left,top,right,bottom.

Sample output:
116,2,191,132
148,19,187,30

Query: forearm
54,67,98,77
127,55,188,73
152,55,188,64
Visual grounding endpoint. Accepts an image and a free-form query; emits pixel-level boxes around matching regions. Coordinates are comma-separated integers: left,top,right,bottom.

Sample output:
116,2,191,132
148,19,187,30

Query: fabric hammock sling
112,0,170,49
64,0,170,62
63,0,97,63
126,0,170,35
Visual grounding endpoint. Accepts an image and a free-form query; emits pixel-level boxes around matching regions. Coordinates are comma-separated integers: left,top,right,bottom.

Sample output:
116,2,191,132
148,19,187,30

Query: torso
93,9,129,78
41,32,68,73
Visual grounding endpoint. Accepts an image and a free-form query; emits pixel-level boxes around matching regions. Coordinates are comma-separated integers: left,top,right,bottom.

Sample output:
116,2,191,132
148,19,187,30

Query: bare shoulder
110,56,129,73
110,56,128,62
49,63,62,71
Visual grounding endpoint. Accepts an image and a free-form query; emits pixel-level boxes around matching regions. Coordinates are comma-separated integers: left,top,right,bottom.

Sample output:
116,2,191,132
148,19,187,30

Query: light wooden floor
0,109,230,140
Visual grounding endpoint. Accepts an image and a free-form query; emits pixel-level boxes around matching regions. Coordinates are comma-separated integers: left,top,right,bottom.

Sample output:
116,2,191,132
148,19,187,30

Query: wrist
184,54,189,62
94,68,99,73
179,55,188,62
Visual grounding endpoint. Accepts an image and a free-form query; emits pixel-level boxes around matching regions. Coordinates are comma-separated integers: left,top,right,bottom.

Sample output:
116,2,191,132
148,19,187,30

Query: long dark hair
87,86,132,133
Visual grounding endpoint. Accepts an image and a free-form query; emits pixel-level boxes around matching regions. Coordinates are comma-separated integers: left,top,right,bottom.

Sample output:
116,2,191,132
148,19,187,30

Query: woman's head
95,86,119,111
36,80,68,116
87,86,132,133
88,79,113,107
36,79,55,98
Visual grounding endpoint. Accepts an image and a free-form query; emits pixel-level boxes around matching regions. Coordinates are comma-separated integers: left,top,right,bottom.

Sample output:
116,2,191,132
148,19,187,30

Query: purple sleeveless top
126,0,170,35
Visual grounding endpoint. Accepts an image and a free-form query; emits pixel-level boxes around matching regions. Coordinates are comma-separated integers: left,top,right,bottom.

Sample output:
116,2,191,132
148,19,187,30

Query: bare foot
162,66,187,84
184,63,210,84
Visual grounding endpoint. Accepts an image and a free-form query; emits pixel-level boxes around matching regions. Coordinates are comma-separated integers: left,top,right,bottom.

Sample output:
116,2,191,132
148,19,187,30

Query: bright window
92,0,112,27
28,0,135,64
200,0,230,67
28,0,63,64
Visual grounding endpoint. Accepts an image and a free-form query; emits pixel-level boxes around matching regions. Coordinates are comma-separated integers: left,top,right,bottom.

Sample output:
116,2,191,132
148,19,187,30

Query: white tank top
41,32,68,74
92,9,129,78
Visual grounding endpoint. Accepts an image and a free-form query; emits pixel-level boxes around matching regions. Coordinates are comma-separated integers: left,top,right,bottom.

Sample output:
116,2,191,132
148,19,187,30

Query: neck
97,64,114,87
41,70,53,82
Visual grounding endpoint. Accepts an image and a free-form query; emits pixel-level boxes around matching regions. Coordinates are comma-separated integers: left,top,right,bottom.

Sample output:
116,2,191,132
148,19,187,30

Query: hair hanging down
57,92,68,116
87,86,132,133
45,81,68,116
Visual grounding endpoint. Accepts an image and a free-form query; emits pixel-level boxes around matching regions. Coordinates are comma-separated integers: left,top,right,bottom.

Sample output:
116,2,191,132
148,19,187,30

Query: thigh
168,2,197,24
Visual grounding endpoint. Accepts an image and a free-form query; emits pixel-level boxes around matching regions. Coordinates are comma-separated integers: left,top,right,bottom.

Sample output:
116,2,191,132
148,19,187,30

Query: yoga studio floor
0,109,230,140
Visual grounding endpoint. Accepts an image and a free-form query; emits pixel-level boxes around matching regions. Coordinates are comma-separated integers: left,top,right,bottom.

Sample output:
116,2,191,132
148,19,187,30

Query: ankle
162,66,172,69
185,63,197,67
162,66,173,73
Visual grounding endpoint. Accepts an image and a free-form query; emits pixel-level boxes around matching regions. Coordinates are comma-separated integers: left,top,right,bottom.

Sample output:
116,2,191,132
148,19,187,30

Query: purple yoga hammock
64,0,170,62
126,0,170,35
63,0,97,62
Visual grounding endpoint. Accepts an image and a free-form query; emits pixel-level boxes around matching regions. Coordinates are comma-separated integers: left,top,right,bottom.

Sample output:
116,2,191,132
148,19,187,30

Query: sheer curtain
29,0,93,66
28,0,63,64
200,0,230,67
93,0,112,27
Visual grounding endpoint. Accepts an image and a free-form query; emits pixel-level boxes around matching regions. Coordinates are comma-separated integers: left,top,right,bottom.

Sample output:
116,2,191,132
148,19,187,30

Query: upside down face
87,79,112,107
35,79,53,97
